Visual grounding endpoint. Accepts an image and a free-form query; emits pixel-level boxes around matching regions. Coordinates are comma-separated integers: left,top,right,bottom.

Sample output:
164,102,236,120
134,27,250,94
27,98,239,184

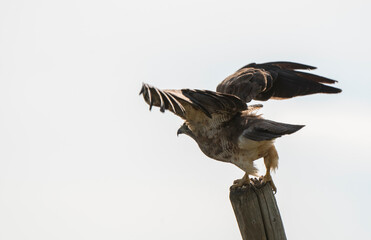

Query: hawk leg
231,173,250,189
262,145,278,193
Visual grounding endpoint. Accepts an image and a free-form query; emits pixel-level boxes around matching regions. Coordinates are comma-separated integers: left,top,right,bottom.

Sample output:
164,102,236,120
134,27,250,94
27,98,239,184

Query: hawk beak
177,128,182,136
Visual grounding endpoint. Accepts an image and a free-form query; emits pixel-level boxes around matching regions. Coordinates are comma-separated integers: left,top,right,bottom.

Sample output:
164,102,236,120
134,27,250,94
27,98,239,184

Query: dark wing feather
217,61,341,103
140,83,247,122
140,83,186,117
257,70,340,100
242,119,304,141
259,61,316,70
181,89,247,117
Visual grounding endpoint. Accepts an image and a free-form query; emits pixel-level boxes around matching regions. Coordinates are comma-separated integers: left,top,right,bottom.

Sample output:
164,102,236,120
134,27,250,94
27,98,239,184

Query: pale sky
0,0,370,239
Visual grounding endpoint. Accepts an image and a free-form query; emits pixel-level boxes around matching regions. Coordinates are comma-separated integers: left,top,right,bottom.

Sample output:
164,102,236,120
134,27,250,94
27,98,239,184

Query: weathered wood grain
230,180,287,240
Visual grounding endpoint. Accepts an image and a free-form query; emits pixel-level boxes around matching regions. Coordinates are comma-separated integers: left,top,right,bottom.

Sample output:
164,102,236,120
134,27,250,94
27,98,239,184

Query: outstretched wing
216,61,342,103
140,83,247,124
242,118,305,141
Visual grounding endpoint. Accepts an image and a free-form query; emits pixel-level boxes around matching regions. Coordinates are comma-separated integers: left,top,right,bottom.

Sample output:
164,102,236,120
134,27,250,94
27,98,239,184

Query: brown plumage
217,61,341,103
139,61,341,192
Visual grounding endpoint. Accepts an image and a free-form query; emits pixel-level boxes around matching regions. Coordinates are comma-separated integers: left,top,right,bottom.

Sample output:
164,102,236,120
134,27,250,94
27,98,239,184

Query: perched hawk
140,61,341,192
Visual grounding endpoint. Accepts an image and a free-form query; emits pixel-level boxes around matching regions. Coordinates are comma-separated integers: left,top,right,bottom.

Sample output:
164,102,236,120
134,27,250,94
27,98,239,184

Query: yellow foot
231,177,251,189
260,175,277,194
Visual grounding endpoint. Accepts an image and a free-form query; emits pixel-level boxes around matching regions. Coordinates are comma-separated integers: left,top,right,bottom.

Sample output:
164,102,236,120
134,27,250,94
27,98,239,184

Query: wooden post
229,179,287,240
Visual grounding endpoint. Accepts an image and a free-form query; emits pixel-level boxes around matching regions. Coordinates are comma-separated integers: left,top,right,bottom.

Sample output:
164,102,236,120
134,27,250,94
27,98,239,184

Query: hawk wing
140,83,248,125
242,118,305,141
216,61,342,103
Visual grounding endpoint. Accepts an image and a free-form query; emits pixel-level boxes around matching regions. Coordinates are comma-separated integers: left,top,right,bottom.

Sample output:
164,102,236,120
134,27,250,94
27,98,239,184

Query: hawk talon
231,177,251,189
261,175,277,194
233,179,241,184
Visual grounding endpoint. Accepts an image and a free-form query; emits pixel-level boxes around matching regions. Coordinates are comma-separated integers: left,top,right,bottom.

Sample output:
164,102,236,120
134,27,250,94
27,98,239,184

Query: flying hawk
139,61,341,192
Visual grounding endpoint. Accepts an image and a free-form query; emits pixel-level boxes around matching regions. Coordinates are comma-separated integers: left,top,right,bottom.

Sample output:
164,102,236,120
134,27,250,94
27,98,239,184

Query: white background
1,0,370,239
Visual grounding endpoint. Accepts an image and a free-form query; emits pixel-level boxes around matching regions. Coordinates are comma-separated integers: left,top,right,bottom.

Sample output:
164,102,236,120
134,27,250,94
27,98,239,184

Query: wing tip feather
139,83,188,118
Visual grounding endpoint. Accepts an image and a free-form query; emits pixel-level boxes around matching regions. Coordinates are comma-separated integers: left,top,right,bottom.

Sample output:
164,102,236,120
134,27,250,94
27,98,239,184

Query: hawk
140,61,341,192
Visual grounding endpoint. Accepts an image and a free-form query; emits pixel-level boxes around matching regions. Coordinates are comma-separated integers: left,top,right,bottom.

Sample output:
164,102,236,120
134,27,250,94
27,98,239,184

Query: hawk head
177,123,195,139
